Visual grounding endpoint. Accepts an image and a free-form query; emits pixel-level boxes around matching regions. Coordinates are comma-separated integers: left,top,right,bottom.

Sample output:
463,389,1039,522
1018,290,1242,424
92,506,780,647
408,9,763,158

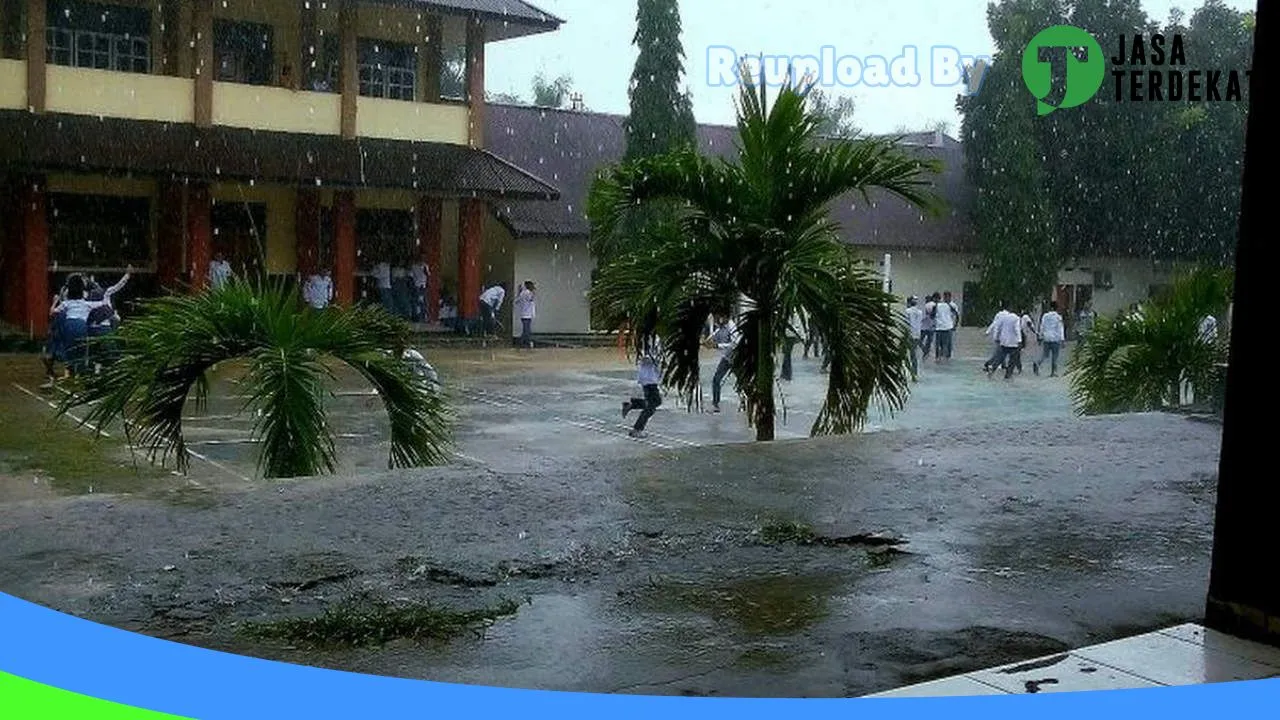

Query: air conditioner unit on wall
1093,269,1114,290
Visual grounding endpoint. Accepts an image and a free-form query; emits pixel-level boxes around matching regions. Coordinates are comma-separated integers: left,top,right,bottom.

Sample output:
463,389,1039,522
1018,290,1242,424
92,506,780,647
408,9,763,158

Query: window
48,194,151,269
358,39,416,100
46,1,150,73
214,19,274,86
440,43,466,101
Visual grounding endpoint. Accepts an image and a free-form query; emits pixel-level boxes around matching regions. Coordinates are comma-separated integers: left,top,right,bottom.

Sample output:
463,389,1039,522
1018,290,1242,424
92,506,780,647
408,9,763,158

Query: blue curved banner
1,592,1277,718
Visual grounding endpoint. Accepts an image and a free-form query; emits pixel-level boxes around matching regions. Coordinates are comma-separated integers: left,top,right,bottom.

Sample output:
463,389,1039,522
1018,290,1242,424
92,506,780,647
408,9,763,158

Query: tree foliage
588,74,942,441
809,89,860,138
1069,266,1232,414
58,281,452,479
624,0,697,161
961,0,1253,309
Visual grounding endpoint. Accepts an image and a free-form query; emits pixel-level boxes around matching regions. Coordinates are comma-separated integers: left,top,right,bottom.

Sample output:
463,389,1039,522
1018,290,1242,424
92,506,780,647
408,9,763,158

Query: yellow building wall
46,66,194,123
356,97,468,144
513,235,596,335
0,59,25,109
210,182,297,275
212,83,341,134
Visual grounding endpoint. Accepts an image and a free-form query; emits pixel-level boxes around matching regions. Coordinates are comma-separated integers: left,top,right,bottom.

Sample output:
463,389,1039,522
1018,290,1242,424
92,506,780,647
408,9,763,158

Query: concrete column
457,197,483,321
25,0,45,112
1205,0,1278,647
186,182,212,290
156,180,185,290
333,191,356,305
192,0,213,127
19,176,49,337
465,15,484,147
416,14,442,103
417,195,442,323
338,0,357,139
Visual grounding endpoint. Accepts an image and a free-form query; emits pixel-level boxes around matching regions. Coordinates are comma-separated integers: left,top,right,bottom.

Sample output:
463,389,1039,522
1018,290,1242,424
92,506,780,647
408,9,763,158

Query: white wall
511,235,596,335
872,248,982,317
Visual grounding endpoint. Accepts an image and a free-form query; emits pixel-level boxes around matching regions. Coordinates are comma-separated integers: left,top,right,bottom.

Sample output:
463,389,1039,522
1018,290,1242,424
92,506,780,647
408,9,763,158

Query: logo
1021,25,1106,115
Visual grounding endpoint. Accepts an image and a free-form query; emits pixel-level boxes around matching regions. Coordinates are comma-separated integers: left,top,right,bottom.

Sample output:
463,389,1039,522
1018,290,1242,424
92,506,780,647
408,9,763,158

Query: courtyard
0,329,1227,696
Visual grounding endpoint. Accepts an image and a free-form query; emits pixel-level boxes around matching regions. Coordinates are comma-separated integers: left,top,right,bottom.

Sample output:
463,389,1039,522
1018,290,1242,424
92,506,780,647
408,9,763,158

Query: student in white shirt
47,272,129,379
622,335,664,438
1033,301,1066,377
479,283,507,337
303,269,334,310
1199,314,1219,344
410,262,429,322
514,280,536,349
372,261,393,312
904,296,925,382
932,291,960,361
983,302,1023,380
208,253,233,289
1015,309,1038,375
706,312,739,413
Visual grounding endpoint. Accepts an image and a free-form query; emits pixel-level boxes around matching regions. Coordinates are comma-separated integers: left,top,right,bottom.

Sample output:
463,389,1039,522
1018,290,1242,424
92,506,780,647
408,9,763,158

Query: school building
0,0,1186,341
0,0,561,337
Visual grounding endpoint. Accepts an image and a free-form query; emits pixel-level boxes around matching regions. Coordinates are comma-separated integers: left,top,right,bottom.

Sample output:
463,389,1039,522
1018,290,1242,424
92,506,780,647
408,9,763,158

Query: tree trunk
755,310,776,441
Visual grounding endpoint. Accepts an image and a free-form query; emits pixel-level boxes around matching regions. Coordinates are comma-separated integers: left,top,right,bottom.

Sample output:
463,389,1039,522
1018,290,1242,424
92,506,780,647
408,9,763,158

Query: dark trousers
480,303,499,335
520,318,533,347
935,329,954,359
908,334,920,378
712,357,732,407
631,384,662,432
920,330,935,358
990,346,1019,379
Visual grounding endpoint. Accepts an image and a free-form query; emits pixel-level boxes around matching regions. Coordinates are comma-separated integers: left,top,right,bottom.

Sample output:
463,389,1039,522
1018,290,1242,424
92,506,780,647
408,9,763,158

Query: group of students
476,281,538,348
979,302,1068,380
901,292,962,381
41,269,133,384
368,260,431,321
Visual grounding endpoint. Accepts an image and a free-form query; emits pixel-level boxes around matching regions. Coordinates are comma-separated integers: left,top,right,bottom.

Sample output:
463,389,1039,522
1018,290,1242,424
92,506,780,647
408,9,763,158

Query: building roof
405,0,563,41
0,111,559,201
484,103,974,251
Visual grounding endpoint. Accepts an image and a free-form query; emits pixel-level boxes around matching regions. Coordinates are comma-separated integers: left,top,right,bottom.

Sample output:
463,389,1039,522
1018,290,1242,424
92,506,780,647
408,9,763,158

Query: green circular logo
1022,25,1106,115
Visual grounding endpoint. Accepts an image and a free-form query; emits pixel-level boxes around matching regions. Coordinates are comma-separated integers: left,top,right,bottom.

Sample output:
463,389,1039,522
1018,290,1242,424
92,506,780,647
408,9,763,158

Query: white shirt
1039,311,1065,343
208,260,232,288
710,320,739,362
56,274,129,322
988,310,1022,348
904,306,924,336
440,303,457,320
303,274,333,309
637,339,662,386
921,304,936,332
1020,314,1036,340
411,263,428,288
480,285,506,309
373,262,392,289
515,288,536,320
933,300,958,331
1199,315,1218,343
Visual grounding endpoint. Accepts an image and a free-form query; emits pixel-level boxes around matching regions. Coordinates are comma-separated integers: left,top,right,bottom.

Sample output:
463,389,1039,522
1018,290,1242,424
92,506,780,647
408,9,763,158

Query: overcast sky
486,0,1257,134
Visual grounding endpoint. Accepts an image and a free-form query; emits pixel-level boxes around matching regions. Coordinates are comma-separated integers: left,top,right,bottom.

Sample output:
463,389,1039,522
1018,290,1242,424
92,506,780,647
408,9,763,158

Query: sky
485,0,1257,135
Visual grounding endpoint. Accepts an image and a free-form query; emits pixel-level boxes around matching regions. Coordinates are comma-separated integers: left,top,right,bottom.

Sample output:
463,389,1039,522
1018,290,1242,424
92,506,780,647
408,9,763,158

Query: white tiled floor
864,624,1280,698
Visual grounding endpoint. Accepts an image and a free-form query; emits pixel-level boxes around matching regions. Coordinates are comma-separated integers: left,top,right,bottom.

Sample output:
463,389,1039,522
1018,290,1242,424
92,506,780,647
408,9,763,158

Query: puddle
629,573,843,637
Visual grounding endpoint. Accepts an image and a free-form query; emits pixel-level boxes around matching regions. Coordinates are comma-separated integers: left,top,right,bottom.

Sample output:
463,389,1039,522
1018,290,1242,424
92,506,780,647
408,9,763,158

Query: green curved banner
0,671,191,719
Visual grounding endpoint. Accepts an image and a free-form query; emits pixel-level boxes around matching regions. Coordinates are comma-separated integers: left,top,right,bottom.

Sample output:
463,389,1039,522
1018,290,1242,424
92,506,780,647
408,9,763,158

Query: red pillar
296,188,321,278
418,195,442,323
333,191,357,305
186,182,212,291
156,180,184,291
20,177,49,337
457,197,484,321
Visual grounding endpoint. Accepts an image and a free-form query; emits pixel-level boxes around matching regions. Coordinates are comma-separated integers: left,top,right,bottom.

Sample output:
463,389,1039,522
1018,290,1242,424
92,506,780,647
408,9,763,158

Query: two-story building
0,0,561,336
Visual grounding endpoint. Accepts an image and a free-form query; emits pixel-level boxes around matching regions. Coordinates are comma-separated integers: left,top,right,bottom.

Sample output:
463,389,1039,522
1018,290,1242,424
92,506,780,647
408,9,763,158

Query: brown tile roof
406,0,563,40
484,103,974,251
0,110,559,201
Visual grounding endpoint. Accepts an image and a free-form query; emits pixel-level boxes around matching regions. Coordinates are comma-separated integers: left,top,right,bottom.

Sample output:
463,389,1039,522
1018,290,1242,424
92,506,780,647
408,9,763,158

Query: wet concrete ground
0,333,1225,696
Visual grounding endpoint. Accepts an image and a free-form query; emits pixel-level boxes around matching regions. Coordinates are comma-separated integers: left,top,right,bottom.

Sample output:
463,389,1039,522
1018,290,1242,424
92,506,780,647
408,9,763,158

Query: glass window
439,44,466,101
214,19,274,86
46,0,150,73
48,194,151,269
358,39,416,100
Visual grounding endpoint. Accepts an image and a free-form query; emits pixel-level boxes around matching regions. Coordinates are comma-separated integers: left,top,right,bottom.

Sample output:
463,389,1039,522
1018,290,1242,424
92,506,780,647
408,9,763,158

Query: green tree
959,0,1062,315
809,89,859,138
588,75,941,441
532,72,576,108
58,282,452,479
1069,266,1232,414
624,0,697,161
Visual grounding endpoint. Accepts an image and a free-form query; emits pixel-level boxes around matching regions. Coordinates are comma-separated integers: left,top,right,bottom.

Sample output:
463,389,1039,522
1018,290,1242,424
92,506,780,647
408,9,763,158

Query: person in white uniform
303,268,334,310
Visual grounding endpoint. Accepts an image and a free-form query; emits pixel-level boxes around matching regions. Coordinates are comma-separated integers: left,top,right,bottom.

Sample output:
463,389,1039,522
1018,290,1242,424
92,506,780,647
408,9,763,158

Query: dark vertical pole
1205,0,1277,645
186,182,212,290
192,0,213,127
417,14,441,103
338,0,357,139
25,0,45,112
465,14,484,148
20,175,48,337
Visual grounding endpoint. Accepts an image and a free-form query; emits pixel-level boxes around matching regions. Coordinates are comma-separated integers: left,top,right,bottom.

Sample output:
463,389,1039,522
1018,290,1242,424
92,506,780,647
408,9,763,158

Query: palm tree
587,71,942,441
58,280,452,479
1069,266,1233,415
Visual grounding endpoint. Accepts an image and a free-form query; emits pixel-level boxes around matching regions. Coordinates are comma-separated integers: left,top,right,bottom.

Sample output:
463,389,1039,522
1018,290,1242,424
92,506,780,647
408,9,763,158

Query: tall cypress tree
625,0,697,161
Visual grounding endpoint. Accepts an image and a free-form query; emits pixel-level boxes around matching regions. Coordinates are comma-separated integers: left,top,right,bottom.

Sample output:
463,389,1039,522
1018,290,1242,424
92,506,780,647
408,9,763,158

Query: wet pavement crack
1000,654,1070,674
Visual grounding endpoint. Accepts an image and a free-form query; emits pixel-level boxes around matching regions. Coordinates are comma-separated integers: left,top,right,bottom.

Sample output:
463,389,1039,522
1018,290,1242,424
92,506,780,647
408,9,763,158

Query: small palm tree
1070,266,1233,415
588,71,942,441
59,280,451,479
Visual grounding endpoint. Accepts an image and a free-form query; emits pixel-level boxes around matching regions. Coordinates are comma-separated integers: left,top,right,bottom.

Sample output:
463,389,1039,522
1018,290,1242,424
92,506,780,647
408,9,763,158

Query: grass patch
238,596,521,648
636,574,840,637
0,358,165,496
758,520,818,545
